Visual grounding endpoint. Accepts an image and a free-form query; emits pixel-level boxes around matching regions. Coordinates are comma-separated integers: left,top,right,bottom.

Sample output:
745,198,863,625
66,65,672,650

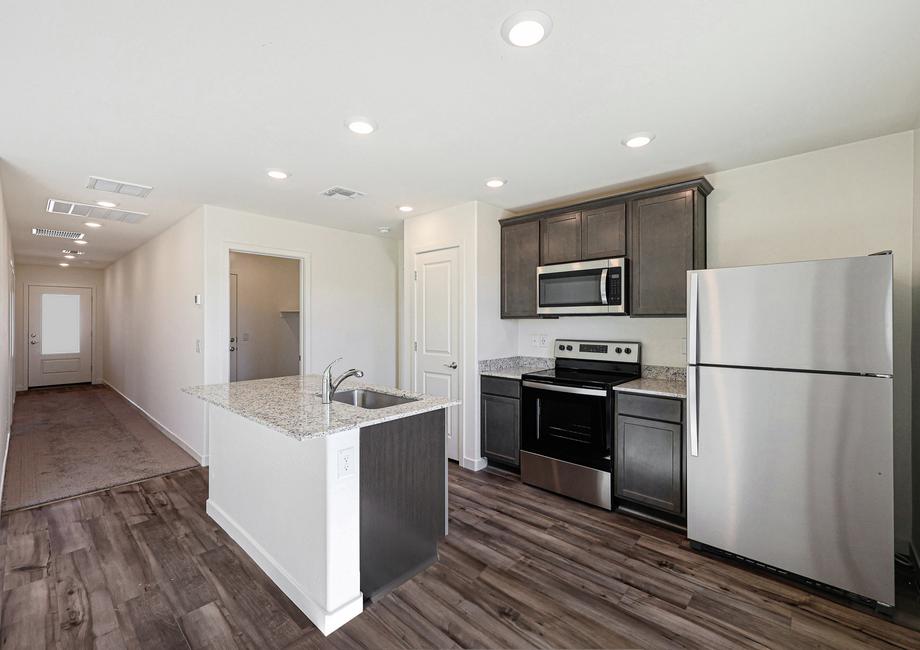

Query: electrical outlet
681,337,687,355
337,447,355,479
538,334,549,347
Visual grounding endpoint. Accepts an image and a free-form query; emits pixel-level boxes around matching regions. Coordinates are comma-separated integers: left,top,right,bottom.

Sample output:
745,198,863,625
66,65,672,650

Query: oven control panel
554,339,640,363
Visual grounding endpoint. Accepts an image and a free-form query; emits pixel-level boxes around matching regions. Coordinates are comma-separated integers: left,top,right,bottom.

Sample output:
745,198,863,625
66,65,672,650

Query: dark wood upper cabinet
540,211,582,265
501,220,540,318
629,189,706,316
499,178,711,319
582,203,626,260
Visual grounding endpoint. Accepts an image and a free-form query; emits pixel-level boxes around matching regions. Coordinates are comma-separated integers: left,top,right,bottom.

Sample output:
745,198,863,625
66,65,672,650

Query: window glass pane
41,294,80,354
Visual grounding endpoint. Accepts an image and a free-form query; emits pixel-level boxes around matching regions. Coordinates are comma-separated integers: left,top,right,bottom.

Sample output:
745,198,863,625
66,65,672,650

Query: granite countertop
479,356,553,381
614,378,687,399
183,375,458,441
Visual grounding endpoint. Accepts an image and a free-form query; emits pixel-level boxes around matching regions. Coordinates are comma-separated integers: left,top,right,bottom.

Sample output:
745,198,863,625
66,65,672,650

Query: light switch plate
337,447,355,479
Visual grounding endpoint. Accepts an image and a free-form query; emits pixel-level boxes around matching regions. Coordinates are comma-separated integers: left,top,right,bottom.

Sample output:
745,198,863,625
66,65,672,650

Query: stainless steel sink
331,388,418,409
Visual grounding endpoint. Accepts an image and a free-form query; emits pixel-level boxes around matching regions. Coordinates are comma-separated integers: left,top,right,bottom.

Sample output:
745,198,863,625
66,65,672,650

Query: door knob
30,340,38,345
229,346,236,352
445,362,458,369
230,337,236,343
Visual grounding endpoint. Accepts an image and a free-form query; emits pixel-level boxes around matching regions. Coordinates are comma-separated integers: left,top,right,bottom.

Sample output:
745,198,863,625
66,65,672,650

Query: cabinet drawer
481,376,521,399
616,393,682,423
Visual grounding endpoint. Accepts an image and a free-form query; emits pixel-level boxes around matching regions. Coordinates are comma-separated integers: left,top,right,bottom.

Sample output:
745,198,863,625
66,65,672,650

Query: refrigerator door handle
688,366,699,457
688,272,699,365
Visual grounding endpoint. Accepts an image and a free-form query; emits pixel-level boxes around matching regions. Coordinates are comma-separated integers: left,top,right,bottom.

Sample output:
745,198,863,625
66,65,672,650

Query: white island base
206,405,363,635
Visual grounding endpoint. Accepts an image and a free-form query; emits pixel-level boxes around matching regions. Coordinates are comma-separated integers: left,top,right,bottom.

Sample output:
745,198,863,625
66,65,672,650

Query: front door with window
28,286,92,387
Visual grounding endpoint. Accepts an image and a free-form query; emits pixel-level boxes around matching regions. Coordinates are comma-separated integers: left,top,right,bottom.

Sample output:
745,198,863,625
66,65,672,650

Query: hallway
2,385,197,512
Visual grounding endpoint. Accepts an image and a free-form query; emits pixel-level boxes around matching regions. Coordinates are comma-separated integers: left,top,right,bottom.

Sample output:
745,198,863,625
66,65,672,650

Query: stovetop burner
522,367,637,389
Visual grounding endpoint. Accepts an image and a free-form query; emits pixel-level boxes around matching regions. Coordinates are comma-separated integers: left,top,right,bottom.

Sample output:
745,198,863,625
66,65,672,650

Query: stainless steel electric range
520,339,640,510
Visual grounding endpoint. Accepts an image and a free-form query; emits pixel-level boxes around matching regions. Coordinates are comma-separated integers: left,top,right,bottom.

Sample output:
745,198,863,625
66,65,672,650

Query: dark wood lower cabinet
360,410,446,600
615,415,683,514
480,377,521,469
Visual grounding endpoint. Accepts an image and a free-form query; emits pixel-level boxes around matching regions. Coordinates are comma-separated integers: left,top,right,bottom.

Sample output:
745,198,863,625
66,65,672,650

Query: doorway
27,285,92,387
413,247,461,461
228,252,301,382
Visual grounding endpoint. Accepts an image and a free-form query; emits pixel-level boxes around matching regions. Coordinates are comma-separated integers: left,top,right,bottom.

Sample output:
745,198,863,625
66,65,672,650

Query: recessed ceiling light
397,205,414,213
501,10,553,47
74,239,88,245
346,118,377,135
266,169,289,180
622,132,655,148
84,222,102,228
64,254,76,260
378,226,391,234
96,200,117,208
485,177,507,189
59,262,69,267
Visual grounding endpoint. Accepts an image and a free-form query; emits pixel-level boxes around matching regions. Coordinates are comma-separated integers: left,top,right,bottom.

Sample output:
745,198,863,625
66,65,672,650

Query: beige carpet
2,384,198,512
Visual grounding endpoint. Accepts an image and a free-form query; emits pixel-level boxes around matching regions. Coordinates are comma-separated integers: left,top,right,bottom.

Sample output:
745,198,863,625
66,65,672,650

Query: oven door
521,380,612,471
536,258,627,315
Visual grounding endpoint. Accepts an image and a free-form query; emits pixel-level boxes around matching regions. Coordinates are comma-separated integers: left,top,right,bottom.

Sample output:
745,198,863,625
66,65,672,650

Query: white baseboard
102,380,206,466
461,456,488,471
206,499,363,635
0,426,10,508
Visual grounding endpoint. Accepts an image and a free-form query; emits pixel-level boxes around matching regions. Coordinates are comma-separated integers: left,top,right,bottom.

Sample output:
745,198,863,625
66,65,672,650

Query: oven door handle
522,381,607,397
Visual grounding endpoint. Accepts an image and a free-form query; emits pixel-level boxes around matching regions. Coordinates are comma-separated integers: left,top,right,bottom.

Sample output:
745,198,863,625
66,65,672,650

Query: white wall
104,208,207,462
516,132,916,547
229,252,300,381
14,264,105,390
0,174,14,503
202,206,399,392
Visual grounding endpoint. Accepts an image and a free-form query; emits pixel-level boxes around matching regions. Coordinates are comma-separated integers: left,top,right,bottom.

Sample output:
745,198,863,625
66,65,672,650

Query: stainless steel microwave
536,257,628,315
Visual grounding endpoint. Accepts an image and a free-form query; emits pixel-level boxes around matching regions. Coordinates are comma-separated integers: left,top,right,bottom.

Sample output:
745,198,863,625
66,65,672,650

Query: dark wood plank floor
2,463,919,649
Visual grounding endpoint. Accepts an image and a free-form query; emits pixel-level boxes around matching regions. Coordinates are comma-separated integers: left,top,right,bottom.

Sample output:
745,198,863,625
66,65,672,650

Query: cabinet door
501,221,540,318
481,393,520,467
615,415,682,514
582,204,626,260
629,191,695,315
540,212,582,265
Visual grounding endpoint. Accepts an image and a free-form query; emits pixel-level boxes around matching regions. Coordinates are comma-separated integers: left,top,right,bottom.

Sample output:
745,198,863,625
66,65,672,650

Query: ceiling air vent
47,199,148,224
320,186,366,200
86,176,153,197
32,228,86,240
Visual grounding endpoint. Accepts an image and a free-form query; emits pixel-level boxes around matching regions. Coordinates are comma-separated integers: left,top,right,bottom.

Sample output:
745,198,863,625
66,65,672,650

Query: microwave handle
600,269,608,305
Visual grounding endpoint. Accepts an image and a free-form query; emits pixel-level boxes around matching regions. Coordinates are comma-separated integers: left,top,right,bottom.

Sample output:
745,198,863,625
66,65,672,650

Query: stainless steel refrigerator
686,253,894,608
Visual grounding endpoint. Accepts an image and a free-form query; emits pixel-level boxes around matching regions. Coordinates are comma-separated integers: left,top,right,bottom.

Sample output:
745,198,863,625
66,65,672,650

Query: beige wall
0,174,14,503
104,208,207,462
14,264,105,390
517,131,916,547
229,252,300,381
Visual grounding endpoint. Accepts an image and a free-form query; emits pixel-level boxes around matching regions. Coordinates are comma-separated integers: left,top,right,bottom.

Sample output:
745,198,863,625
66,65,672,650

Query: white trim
103,380,207,466
461,456,487,472
24,281,98,387
0,425,10,508
206,498,363,636
218,243,311,383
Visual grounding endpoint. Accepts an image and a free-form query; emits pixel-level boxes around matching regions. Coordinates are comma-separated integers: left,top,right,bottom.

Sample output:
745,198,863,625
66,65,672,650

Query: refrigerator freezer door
687,366,894,605
689,255,892,374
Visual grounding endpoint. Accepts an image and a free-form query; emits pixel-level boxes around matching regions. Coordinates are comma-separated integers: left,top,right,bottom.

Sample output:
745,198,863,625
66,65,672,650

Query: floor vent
86,176,153,197
47,199,148,224
32,228,85,240
320,186,366,200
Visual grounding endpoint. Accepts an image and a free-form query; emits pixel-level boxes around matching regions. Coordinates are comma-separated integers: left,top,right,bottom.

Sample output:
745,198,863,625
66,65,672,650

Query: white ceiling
2,1,919,268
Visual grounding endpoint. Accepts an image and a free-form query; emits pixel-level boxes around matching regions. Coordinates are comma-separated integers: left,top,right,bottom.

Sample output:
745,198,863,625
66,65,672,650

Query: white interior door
229,273,239,382
414,248,461,461
28,285,92,387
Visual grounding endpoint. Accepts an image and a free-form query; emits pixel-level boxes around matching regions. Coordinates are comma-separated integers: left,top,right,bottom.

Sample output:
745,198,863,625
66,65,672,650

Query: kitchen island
184,375,457,635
